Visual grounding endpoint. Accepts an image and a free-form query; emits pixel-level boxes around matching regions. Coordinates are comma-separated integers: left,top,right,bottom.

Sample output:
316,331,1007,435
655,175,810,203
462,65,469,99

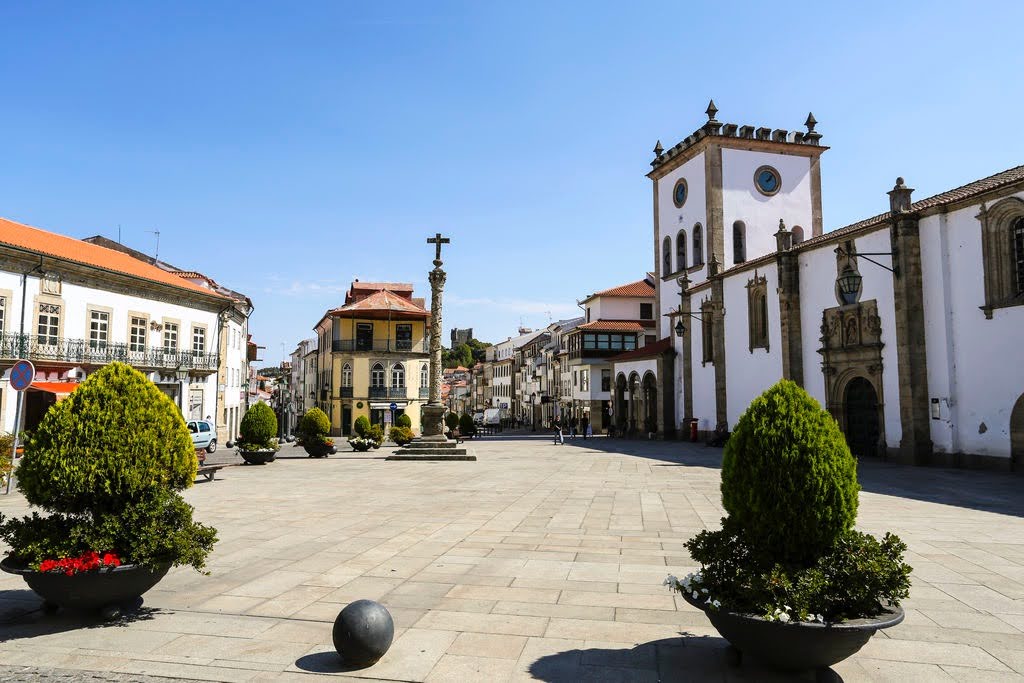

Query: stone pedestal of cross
420,233,451,441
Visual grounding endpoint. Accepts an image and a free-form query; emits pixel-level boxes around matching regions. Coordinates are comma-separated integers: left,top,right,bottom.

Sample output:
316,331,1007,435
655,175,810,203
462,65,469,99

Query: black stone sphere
333,600,394,667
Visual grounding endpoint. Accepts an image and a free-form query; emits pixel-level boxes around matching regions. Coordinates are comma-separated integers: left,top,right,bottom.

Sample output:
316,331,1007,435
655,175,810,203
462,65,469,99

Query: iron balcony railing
331,339,427,353
419,387,429,398
0,332,219,372
340,387,354,398
368,386,408,400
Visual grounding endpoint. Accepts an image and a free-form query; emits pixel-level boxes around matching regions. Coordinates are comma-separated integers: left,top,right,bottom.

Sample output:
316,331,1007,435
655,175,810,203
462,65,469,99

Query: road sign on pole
389,402,397,411
5,360,34,494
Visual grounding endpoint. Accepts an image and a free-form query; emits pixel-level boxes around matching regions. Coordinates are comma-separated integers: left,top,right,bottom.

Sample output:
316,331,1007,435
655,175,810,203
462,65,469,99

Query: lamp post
175,365,190,417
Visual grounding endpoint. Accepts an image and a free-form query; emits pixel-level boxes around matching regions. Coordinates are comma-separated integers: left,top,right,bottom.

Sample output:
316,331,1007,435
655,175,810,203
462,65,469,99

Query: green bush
0,362,216,572
299,408,331,443
17,363,196,514
354,415,371,437
444,412,460,431
0,432,14,486
459,413,476,436
388,425,414,445
396,413,412,429
684,525,911,623
721,379,858,565
239,402,278,450
367,424,384,447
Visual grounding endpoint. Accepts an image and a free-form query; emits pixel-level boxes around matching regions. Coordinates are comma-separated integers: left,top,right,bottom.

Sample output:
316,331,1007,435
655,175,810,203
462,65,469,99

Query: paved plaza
1,434,1024,682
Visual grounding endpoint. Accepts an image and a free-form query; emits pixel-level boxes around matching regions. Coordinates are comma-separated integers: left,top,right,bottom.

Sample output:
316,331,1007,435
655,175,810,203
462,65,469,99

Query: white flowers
665,572,722,611
770,606,793,623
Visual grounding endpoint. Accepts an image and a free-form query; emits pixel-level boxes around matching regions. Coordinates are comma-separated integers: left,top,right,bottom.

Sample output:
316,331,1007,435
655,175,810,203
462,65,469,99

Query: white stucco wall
657,153,708,338
589,296,652,322
722,262,784,425
722,149,814,270
0,271,221,434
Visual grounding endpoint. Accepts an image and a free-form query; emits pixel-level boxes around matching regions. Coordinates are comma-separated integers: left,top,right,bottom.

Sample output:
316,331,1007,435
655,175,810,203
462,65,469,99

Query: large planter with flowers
679,589,903,671
237,402,279,465
1,556,170,613
298,408,333,458
665,380,911,676
0,363,217,619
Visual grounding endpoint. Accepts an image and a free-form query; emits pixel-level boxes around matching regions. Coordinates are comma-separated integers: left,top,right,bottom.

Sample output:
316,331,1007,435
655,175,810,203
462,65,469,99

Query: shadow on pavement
527,635,830,682
294,650,374,674
0,594,162,642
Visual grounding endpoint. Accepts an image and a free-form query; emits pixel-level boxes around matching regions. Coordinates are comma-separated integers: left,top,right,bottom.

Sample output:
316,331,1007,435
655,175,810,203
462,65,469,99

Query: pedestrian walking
585,422,593,438
581,416,590,439
570,419,577,439
553,419,564,445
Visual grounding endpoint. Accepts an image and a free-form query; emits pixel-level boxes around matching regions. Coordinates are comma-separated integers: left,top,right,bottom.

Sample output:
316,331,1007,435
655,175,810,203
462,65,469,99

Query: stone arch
1012,393,1024,470
641,371,658,435
791,225,805,245
627,372,641,435
833,370,885,458
692,224,704,265
614,373,628,433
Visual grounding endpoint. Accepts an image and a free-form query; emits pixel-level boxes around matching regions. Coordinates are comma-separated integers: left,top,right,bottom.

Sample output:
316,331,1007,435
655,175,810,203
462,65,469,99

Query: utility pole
146,229,161,264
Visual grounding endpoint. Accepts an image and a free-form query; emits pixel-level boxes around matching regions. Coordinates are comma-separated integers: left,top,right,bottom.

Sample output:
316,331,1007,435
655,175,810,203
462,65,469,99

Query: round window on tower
754,165,781,196
672,178,688,208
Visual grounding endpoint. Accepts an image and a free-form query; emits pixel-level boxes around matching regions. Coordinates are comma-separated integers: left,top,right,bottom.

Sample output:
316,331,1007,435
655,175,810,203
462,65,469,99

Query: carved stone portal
819,299,885,457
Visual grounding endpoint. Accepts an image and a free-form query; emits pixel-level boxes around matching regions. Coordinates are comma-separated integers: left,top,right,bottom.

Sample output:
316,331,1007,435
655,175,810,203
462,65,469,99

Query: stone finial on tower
803,112,822,145
704,99,722,135
888,177,914,214
653,140,664,156
706,99,718,121
774,218,792,252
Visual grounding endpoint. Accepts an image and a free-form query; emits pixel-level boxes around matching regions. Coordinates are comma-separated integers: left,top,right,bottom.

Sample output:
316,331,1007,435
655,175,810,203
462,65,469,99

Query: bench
196,464,226,482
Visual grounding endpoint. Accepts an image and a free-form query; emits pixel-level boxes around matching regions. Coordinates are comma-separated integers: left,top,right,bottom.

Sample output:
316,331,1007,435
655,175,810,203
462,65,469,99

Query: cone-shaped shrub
396,413,412,429
444,412,460,431
17,362,196,514
721,379,859,566
388,425,413,445
459,413,476,436
240,402,277,449
354,415,371,437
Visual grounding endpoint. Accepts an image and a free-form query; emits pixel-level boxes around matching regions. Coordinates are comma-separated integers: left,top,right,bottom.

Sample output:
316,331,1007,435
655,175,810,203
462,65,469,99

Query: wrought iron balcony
368,386,408,400
0,332,219,372
419,386,429,398
340,387,353,398
331,339,427,353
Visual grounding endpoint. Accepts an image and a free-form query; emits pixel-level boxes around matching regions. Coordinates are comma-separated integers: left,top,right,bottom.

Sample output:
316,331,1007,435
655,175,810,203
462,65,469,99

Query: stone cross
427,233,450,266
421,233,450,440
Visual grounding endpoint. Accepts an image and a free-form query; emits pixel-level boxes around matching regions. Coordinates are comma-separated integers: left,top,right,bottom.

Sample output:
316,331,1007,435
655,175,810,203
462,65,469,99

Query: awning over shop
27,382,80,399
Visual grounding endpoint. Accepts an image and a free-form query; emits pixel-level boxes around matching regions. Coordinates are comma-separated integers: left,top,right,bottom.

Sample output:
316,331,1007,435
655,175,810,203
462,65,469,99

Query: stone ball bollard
333,600,394,667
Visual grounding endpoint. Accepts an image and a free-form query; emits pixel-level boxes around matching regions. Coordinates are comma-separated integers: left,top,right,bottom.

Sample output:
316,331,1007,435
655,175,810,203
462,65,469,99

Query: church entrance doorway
845,377,880,458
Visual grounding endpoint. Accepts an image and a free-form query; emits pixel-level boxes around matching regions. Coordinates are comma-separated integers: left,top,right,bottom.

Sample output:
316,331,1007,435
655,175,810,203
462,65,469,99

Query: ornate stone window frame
978,197,1024,318
662,236,672,275
676,229,687,271
672,177,688,209
746,272,769,352
692,224,704,267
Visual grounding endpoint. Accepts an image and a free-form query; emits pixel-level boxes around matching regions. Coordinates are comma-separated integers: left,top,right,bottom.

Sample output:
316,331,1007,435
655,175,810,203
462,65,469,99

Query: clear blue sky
1,2,1021,364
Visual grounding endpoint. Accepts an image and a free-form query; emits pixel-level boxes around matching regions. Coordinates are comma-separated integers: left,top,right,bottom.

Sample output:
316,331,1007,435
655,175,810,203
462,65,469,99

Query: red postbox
689,419,698,442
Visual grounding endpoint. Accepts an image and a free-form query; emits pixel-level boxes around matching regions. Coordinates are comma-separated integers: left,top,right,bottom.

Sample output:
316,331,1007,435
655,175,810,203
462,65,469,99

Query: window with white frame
192,326,206,355
37,303,59,345
130,316,148,352
163,322,179,352
370,363,385,387
89,310,109,349
420,364,428,387
391,363,405,388
342,363,352,387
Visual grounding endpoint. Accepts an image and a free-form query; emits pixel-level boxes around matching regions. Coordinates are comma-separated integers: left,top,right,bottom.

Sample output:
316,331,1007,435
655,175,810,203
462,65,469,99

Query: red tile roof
351,281,414,291
593,279,655,298
0,217,227,298
608,337,673,362
329,289,429,317
576,320,646,332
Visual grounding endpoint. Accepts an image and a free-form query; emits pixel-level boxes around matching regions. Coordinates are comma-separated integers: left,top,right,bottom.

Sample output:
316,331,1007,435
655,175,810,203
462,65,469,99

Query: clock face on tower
754,166,781,196
672,178,688,208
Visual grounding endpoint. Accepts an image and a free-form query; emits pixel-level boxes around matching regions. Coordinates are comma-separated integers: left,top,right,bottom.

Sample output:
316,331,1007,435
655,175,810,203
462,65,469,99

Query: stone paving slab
1,434,1024,681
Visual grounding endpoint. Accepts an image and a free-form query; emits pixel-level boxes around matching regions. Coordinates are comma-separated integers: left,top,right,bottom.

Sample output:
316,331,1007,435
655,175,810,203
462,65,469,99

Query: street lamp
836,266,863,306
175,365,190,416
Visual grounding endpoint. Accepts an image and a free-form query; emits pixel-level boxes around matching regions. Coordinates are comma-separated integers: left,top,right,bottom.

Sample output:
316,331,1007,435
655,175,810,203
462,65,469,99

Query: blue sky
1,2,1021,364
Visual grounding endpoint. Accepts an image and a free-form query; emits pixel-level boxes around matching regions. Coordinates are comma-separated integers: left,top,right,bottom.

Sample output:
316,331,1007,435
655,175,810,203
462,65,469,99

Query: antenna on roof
145,229,161,264
117,224,122,244
546,310,552,324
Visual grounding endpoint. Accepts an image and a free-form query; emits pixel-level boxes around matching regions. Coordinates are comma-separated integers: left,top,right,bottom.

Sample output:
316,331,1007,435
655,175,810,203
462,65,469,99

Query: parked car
473,412,484,426
187,420,217,453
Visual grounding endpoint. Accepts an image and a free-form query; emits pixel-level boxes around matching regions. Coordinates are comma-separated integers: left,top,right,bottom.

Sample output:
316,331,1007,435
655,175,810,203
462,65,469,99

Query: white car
187,420,217,453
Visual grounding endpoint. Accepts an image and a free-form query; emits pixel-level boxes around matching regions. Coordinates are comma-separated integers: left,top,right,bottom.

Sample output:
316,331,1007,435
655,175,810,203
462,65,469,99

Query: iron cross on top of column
427,233,451,264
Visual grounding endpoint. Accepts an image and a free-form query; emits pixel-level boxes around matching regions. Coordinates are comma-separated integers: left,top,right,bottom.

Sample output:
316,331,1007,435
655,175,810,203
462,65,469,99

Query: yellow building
313,281,430,435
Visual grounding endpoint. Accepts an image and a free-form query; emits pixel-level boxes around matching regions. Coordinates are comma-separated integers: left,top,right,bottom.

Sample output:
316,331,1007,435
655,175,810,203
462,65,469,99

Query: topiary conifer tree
721,379,859,566
239,402,278,450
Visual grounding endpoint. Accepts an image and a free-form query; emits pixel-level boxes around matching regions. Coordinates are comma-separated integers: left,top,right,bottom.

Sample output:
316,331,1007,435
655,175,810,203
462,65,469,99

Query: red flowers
37,551,122,576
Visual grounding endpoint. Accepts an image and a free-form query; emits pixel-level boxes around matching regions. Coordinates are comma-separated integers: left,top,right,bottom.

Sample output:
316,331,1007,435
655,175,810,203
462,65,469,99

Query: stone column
709,255,728,429
888,178,933,465
678,277,693,424
775,220,804,386
421,262,448,441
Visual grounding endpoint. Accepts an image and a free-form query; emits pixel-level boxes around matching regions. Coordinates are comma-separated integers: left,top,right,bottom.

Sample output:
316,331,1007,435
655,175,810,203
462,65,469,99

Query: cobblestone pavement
1,434,1023,682
0,664,200,682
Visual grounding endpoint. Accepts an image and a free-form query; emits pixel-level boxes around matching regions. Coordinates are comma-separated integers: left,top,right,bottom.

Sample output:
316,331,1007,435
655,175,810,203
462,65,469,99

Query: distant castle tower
450,327,473,347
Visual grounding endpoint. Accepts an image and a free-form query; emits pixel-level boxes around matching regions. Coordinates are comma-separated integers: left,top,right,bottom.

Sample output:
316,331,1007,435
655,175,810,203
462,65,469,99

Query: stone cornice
647,135,828,181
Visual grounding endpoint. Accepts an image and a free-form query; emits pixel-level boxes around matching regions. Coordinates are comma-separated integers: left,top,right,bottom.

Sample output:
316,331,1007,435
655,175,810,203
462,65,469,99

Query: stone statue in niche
845,316,860,347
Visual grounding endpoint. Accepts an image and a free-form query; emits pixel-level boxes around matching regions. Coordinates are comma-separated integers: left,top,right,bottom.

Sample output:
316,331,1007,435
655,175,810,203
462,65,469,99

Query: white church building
611,101,1024,470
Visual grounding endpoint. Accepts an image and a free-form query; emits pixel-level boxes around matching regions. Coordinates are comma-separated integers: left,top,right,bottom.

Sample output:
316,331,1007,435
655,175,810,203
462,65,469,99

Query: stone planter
303,443,331,458
349,440,373,452
1,557,170,619
682,591,904,674
239,449,277,465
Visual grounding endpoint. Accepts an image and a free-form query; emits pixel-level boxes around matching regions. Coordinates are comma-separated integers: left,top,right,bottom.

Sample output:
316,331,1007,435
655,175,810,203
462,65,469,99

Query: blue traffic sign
9,360,34,392
389,402,398,411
